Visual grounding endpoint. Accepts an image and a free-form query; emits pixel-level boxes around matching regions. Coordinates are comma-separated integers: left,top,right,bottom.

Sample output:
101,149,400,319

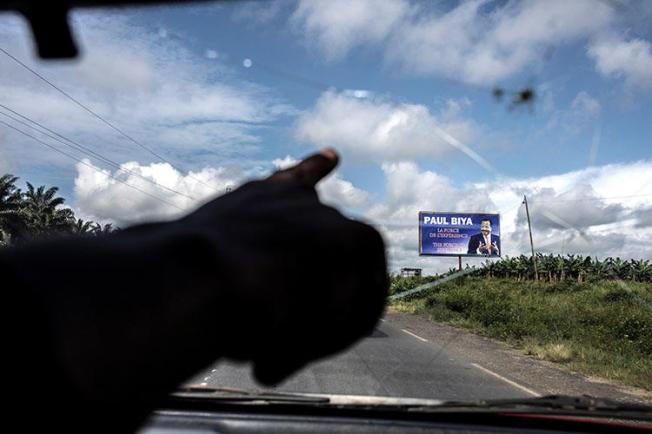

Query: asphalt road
188,317,535,401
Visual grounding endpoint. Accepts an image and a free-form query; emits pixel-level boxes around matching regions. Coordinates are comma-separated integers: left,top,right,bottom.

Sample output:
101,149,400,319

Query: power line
0,119,185,211
529,193,652,204
0,46,218,192
0,46,170,161
0,104,197,201
0,118,185,211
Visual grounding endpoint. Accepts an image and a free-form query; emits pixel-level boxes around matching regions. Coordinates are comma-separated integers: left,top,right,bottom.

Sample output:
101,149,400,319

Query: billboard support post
458,255,462,272
523,195,539,281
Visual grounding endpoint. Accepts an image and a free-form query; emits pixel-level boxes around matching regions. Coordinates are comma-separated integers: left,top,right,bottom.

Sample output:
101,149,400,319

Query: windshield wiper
172,386,330,404
412,395,652,419
170,389,651,420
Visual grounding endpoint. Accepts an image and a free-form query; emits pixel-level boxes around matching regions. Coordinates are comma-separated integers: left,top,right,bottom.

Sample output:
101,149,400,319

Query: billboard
419,212,501,257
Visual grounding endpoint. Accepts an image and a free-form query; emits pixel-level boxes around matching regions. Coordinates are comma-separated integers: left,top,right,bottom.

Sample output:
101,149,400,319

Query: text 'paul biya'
423,216,473,225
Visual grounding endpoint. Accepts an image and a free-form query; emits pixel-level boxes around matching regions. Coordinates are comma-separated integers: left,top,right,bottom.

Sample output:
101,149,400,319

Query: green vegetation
475,254,652,283
390,271,652,390
390,255,652,300
1,173,116,246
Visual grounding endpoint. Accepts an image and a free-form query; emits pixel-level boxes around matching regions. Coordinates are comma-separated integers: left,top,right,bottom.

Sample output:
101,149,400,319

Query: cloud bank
287,0,652,90
72,157,652,273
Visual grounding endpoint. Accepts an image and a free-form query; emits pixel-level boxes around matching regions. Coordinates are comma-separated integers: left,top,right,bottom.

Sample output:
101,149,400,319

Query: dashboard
137,407,645,434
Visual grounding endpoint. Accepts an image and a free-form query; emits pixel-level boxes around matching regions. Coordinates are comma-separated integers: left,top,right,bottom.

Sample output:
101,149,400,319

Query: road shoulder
384,309,652,404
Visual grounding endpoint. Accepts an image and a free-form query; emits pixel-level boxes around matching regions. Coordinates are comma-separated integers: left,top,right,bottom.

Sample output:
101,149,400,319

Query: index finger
269,148,339,188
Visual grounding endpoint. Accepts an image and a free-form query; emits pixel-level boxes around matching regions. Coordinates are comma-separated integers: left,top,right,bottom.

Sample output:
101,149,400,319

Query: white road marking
471,363,540,397
401,328,428,342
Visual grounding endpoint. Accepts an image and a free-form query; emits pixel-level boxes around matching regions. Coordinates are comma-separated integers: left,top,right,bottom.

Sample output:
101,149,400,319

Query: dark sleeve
0,223,235,434
467,234,478,254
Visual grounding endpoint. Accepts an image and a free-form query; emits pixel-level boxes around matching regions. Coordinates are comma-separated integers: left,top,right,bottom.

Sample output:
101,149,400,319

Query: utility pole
523,195,538,280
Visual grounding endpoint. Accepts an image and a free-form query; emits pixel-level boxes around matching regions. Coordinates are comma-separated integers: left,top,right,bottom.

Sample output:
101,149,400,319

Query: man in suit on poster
467,218,500,256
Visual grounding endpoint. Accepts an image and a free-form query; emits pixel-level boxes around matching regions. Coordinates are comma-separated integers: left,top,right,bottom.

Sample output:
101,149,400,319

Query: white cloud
0,125,13,173
0,12,294,171
365,161,498,272
364,160,652,273
71,154,652,273
0,147,11,174
368,161,494,223
271,156,297,170
74,155,372,226
295,90,478,163
342,89,374,99
232,0,290,24
571,91,601,118
588,34,652,91
633,206,652,228
387,0,612,85
287,0,652,89
73,159,244,225
272,155,372,210
319,175,373,210
481,161,652,260
440,97,472,119
548,91,601,132
290,0,410,61
204,49,219,59
514,185,624,232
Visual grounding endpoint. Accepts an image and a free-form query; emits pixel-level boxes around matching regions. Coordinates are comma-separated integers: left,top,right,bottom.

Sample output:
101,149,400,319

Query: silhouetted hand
180,148,388,385
0,148,387,434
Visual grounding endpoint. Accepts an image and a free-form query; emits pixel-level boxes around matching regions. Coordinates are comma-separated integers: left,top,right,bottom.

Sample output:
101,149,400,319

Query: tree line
0,174,116,246
473,254,652,283
389,253,652,295
391,254,652,295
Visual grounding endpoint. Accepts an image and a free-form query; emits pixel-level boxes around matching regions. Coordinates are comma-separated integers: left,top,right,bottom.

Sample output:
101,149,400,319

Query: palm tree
72,218,95,235
474,254,651,283
552,255,565,281
538,253,555,282
20,182,75,241
0,174,26,245
515,255,530,281
565,254,583,282
630,259,651,282
91,222,117,235
577,255,592,282
589,257,606,281
608,257,630,280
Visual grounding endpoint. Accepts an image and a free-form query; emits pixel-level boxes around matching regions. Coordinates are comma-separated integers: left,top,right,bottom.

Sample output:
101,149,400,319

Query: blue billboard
419,212,501,257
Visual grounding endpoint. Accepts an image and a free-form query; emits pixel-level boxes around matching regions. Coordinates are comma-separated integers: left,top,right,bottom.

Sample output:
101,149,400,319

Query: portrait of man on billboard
467,218,500,256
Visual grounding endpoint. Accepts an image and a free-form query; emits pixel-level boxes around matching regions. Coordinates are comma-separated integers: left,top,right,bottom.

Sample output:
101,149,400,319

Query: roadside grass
522,340,574,363
389,277,652,390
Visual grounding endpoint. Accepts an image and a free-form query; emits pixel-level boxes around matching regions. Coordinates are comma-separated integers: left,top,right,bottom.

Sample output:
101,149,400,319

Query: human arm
0,149,388,433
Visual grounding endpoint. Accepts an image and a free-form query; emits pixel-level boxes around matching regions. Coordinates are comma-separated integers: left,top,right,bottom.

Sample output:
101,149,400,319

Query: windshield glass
1,0,650,409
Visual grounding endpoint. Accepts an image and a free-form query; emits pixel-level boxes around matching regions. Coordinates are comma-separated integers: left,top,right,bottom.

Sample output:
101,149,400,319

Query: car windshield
1,0,651,410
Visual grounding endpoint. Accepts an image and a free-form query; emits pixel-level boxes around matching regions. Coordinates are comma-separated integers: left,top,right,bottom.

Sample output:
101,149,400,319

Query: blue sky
132,1,652,186
1,0,651,271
